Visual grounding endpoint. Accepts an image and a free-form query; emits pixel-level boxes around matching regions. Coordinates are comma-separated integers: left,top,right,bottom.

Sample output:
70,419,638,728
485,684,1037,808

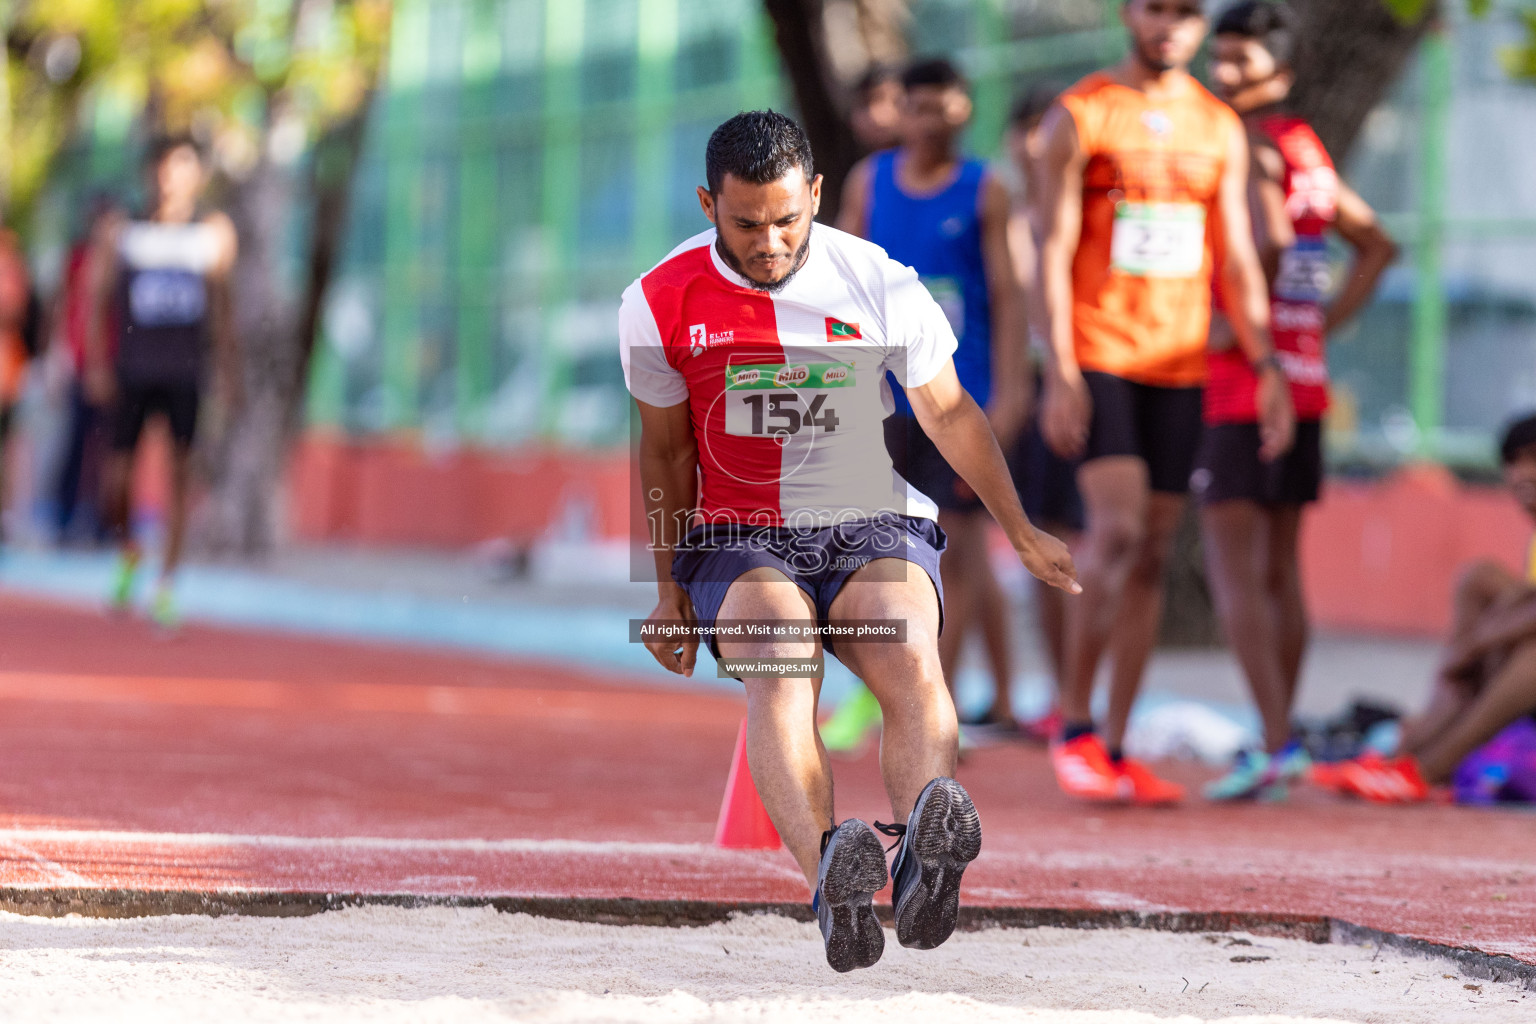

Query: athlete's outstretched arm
979,172,1029,446
1216,120,1294,461
635,398,702,676
1326,182,1398,334
835,157,873,237
908,364,1079,594
1033,104,1090,461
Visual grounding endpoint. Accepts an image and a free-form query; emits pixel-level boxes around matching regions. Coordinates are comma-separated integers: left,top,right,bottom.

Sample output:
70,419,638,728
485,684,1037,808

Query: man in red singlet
1198,1,1398,800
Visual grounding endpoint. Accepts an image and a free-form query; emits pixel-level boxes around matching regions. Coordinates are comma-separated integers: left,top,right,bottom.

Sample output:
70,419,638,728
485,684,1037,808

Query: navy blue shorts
671,514,947,661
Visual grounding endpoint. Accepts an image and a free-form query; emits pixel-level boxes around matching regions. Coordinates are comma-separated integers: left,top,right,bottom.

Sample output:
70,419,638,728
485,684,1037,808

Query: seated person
1329,412,1536,801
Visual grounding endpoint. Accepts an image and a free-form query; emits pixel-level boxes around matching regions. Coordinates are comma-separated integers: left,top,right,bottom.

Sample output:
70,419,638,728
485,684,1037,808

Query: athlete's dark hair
901,57,968,93
1214,1,1298,68
1009,81,1065,129
144,133,203,168
706,110,815,195
1500,412,1536,464
855,64,899,100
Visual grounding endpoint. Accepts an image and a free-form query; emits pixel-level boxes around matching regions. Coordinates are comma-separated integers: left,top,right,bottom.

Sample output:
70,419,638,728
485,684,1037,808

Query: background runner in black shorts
1192,420,1322,507
1082,371,1204,495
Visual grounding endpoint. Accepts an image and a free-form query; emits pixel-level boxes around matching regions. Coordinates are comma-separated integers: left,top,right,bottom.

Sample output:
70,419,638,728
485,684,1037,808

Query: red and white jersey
620,226,959,525
1207,114,1339,425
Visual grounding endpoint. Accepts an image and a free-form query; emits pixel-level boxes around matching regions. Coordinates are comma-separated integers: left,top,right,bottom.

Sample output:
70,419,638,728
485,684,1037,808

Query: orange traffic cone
713,718,782,850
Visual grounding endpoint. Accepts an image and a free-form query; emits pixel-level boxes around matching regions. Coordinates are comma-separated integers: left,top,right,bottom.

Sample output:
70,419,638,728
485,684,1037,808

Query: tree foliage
3,0,390,222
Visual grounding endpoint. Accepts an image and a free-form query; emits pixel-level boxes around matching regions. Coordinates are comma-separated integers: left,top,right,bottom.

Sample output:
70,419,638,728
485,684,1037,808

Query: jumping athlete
833,57,1030,743
1035,0,1294,803
623,111,1077,971
86,136,239,627
1199,1,1398,800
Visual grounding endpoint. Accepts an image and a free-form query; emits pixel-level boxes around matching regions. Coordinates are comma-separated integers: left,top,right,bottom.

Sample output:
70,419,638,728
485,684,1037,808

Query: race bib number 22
1110,202,1206,278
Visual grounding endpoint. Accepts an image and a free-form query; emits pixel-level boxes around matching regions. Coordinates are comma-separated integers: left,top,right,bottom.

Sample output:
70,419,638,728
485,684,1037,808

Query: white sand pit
0,906,1528,1023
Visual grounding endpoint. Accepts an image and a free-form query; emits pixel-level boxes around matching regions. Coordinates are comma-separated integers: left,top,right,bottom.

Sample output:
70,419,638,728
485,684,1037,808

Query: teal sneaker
1204,748,1275,801
1205,741,1311,802
820,685,882,753
1270,741,1312,787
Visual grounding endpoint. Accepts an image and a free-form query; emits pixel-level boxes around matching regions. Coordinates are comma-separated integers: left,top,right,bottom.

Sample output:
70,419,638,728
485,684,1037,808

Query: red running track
0,591,1532,964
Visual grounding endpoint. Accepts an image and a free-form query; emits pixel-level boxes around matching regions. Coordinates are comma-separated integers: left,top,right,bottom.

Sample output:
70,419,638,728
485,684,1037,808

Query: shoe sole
895,778,982,950
821,825,888,973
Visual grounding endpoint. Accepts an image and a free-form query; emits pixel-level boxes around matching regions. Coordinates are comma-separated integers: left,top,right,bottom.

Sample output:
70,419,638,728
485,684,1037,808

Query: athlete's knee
743,676,819,716
1456,559,1513,604
1087,513,1145,567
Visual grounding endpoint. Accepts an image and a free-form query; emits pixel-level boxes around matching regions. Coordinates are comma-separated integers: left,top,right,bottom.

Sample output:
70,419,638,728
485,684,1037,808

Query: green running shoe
150,585,180,630
109,553,140,612
820,685,882,753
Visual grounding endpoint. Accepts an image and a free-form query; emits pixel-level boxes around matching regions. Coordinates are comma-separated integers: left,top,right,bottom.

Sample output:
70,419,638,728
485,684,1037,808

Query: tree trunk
194,101,373,557
762,0,863,224
194,144,305,558
1287,0,1434,161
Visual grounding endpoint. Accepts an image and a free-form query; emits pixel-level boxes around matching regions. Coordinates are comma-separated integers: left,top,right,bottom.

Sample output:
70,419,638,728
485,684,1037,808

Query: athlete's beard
1134,38,1178,74
716,225,813,294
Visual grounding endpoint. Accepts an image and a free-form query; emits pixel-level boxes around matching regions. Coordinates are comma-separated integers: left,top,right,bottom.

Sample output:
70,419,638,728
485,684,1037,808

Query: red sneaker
1050,734,1125,801
1117,757,1185,805
1337,755,1429,803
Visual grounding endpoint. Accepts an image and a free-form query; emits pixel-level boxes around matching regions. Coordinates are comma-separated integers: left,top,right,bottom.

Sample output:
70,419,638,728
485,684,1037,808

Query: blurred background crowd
1,1,1536,785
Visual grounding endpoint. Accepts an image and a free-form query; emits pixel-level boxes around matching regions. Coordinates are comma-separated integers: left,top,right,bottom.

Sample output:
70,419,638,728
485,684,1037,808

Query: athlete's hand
1017,527,1081,595
643,585,699,678
1255,365,1296,462
1041,370,1090,460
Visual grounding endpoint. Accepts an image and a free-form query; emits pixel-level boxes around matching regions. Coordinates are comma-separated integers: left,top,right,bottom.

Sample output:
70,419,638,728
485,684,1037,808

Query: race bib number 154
1110,202,1206,278
723,362,853,437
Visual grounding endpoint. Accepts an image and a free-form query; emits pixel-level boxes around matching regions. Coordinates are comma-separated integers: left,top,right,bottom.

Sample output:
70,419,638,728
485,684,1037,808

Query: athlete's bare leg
1202,499,1292,753
1100,492,1185,752
976,533,1017,723
101,449,135,551
1265,504,1309,709
715,567,828,888
160,444,193,581
1035,521,1080,688
1059,456,1149,730
1399,560,1526,757
830,557,956,825
935,509,1017,720
1415,636,1536,783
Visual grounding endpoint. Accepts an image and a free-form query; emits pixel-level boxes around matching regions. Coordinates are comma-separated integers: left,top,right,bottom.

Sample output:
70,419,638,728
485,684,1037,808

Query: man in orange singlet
1035,0,1294,803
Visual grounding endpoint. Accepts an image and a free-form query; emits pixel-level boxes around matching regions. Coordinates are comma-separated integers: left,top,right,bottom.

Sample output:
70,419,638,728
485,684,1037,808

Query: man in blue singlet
832,57,1029,745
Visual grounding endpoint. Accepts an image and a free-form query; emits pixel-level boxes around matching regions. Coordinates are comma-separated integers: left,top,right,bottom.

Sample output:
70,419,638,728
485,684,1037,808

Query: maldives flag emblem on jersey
825,318,861,341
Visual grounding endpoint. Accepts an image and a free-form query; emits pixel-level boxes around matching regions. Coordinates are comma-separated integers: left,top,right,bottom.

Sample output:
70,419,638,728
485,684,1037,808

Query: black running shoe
814,819,889,973
877,776,981,950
